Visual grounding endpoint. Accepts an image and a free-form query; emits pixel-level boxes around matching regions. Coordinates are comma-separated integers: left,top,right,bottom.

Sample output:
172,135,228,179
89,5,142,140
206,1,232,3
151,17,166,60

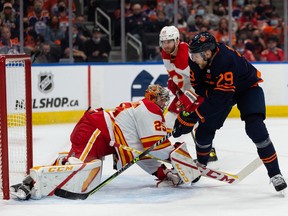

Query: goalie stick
54,130,174,200
112,142,263,185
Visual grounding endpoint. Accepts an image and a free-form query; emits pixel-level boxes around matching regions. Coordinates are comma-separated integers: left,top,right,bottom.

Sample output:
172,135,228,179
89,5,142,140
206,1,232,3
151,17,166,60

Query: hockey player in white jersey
10,84,200,200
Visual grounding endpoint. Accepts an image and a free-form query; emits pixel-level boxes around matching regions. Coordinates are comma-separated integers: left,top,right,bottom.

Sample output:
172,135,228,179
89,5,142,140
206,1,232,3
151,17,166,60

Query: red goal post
0,54,33,200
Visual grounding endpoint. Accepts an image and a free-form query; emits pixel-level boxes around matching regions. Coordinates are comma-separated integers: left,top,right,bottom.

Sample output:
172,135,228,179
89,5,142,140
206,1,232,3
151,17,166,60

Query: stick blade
236,157,263,181
54,188,89,200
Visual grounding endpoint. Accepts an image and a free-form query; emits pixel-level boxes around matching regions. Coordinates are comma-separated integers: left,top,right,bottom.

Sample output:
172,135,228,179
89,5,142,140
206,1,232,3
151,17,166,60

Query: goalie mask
145,84,170,111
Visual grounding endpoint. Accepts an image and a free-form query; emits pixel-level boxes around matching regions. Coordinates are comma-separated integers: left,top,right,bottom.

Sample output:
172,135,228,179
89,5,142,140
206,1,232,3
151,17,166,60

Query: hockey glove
154,164,182,186
167,78,180,96
173,111,198,138
176,91,204,112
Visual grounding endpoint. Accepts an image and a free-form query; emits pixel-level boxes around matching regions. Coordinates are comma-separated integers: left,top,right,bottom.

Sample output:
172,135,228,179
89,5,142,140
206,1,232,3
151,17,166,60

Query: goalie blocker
10,155,103,200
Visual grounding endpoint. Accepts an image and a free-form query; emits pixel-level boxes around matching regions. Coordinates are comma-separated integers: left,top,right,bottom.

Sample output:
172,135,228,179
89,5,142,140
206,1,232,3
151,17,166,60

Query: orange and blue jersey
189,43,263,119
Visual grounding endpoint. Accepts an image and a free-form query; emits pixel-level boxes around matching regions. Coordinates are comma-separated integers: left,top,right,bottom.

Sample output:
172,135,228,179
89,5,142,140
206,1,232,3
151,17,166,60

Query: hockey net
0,55,33,200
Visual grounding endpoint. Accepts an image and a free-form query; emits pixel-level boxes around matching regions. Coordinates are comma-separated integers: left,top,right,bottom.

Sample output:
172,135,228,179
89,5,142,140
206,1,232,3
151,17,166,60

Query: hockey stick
190,130,263,184
112,142,170,163
54,130,174,200
112,142,263,184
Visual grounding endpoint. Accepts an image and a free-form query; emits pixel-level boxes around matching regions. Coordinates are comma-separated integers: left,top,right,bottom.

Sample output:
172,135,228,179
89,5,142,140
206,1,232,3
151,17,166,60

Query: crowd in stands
112,0,285,61
0,0,285,63
0,0,111,63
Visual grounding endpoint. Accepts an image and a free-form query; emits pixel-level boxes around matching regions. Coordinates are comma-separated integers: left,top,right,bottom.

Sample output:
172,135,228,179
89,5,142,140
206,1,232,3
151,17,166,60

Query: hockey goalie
10,84,200,200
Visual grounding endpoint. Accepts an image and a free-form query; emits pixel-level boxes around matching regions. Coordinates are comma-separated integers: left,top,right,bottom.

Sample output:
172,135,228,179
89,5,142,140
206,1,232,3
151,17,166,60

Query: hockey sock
196,143,212,166
256,138,281,178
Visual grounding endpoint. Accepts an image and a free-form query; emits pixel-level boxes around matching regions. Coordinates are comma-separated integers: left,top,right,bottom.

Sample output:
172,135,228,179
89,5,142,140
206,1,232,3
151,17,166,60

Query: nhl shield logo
38,72,54,93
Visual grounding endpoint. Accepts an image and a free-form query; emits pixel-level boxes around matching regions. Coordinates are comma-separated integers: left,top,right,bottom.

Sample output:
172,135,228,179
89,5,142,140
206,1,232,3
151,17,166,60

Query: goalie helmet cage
0,55,33,200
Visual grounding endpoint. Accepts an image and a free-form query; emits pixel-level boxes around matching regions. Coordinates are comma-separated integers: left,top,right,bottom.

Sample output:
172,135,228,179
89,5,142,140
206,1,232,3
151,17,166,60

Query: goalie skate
156,168,183,187
10,184,31,200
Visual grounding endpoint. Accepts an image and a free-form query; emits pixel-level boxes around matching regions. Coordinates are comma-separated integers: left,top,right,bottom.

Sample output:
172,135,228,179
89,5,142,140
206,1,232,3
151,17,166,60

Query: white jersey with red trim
108,98,174,175
162,42,194,93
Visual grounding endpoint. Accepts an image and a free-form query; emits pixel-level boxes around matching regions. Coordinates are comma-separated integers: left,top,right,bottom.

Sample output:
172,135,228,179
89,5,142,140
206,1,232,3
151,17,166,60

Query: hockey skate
270,174,287,193
155,165,183,187
10,184,31,200
10,175,34,200
208,147,218,162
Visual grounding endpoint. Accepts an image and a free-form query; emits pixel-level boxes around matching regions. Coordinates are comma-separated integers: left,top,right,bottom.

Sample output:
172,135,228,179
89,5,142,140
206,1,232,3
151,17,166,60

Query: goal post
0,55,33,200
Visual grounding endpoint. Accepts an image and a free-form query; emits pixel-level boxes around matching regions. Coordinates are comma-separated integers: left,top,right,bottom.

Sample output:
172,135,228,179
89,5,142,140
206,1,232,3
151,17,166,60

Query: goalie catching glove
153,164,183,187
173,111,199,138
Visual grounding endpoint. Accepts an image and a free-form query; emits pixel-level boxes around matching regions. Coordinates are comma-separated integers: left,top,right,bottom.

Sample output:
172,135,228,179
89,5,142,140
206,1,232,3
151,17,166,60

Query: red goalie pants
68,109,116,162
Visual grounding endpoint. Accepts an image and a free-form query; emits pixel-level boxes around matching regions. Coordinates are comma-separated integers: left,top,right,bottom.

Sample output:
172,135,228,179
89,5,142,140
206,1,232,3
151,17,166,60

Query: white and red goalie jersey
109,98,174,174
68,98,174,176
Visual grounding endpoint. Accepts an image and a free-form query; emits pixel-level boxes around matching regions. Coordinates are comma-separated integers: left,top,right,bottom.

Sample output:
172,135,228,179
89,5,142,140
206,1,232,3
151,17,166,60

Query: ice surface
1,118,287,216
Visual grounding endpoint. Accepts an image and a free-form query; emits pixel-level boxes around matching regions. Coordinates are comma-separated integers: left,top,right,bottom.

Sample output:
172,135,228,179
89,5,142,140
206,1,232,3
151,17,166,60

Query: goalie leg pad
29,159,103,199
170,142,201,185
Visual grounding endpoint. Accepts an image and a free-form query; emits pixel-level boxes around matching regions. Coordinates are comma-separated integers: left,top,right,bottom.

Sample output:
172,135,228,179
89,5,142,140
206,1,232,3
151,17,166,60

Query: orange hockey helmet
145,84,170,111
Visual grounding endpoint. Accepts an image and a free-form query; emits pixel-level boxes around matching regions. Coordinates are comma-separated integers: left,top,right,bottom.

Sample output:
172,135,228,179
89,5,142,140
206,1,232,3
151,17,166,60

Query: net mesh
0,58,28,199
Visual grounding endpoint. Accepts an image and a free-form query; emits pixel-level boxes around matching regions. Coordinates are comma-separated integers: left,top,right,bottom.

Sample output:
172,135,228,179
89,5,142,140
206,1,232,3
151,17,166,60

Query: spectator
234,37,256,62
177,0,190,22
260,36,284,61
23,0,35,15
187,4,219,31
84,26,111,62
176,12,187,35
0,25,19,54
250,28,266,61
255,0,276,21
113,0,133,46
238,21,258,41
0,2,18,38
74,15,92,42
86,0,102,22
23,17,39,54
126,3,149,41
57,0,75,33
159,0,174,24
143,0,158,22
49,0,76,17
47,15,65,45
237,5,258,30
214,3,238,32
42,0,55,15
27,0,50,36
214,17,236,46
187,14,204,33
231,0,244,20
114,0,133,19
149,10,170,33
261,12,284,46
32,42,61,63
61,25,87,62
